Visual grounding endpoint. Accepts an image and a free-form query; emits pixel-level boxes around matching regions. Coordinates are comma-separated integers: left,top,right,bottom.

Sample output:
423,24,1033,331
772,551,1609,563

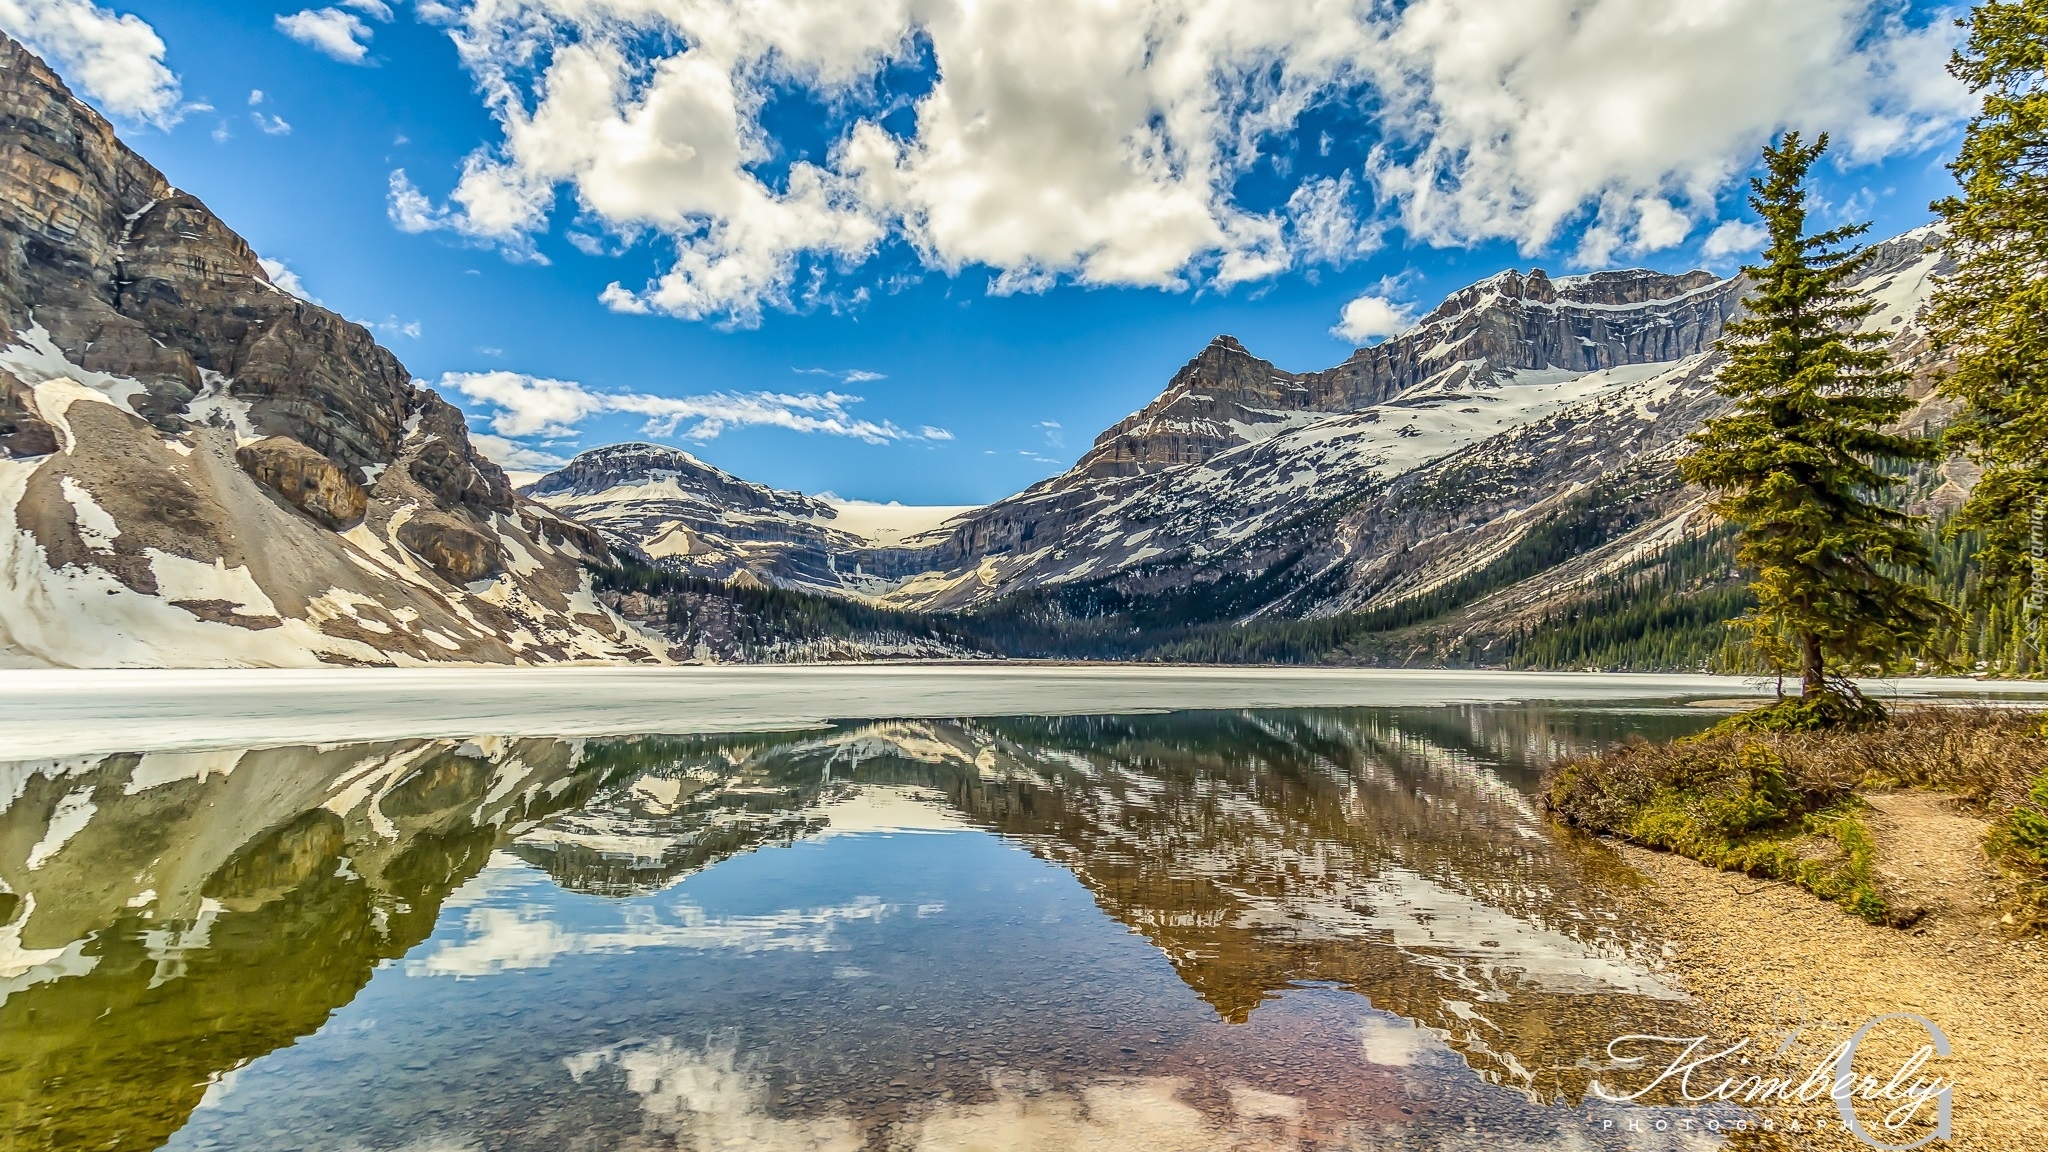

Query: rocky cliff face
858,260,1747,611
0,34,662,667
1067,268,1737,485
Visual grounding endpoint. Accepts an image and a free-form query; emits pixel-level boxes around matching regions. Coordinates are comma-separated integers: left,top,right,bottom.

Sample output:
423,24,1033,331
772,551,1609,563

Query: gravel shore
1617,792,2048,1150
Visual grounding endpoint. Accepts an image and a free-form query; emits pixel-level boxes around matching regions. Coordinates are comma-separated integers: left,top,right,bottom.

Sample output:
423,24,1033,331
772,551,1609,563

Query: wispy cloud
469,433,569,471
794,367,887,384
354,315,422,339
444,370,945,449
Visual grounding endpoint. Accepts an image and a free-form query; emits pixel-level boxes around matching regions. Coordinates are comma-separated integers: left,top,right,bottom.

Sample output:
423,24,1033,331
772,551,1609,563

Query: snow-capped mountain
560,224,1949,650
886,226,1949,651
525,441,975,595
0,35,665,668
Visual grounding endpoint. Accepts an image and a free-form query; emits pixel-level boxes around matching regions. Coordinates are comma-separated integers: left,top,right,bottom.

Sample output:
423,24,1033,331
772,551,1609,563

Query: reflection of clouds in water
568,1037,1725,1152
569,1037,1319,1152
1227,866,1678,1002
409,896,891,977
437,851,554,910
567,1039,863,1152
1359,1010,1442,1068
905,1078,1304,1151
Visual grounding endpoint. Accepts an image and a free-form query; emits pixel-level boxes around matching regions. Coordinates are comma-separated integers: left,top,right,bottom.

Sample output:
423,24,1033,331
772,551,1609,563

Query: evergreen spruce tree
1679,133,1950,704
1928,0,2048,668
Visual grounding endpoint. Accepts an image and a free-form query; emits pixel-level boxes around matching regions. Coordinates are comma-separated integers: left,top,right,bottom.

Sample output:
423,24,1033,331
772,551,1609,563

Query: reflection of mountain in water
509,706,1701,1099
0,706,1699,1149
563,710,1695,1101
0,737,625,1152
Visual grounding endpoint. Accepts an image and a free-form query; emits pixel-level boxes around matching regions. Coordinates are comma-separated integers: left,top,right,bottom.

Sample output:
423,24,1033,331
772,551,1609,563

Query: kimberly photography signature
1591,1013,1955,1151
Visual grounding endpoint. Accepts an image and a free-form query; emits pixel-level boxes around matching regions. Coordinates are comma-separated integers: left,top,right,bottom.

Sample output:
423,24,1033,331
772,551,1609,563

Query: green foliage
1133,481,1683,665
1994,768,2048,872
1680,132,1952,698
1494,528,1755,672
1710,688,1891,734
1546,731,1895,924
1548,733,1900,922
1930,1,2048,651
1981,716,2048,928
1550,709,2048,930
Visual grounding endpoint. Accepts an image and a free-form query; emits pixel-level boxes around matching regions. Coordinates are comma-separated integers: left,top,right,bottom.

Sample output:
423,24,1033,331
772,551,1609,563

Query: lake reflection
2,706,1732,1151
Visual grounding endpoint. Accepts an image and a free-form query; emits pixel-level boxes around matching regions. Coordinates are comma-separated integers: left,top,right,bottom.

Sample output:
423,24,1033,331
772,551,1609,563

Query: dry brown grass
1544,707,2048,926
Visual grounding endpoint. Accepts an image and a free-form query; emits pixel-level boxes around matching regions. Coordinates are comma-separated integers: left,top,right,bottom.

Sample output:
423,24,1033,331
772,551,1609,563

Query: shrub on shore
1544,707,2048,927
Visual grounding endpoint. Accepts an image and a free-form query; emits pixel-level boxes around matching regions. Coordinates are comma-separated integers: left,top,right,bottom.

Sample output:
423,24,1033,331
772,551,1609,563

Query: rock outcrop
0,34,663,667
236,436,367,530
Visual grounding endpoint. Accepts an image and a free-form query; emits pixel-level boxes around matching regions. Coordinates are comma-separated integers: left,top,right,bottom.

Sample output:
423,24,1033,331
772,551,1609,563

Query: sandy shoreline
1614,792,2048,1150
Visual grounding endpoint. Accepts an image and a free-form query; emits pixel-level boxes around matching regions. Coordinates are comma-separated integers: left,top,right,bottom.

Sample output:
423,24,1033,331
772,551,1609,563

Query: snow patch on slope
182,370,258,443
0,456,391,668
0,324,148,413
59,477,118,553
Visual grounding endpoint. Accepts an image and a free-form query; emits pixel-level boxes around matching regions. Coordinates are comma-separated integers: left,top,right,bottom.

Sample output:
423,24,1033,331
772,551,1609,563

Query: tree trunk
1801,632,1825,699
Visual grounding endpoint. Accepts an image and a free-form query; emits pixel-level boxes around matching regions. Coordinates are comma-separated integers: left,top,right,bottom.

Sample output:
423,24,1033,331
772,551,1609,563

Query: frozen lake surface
2,665,2037,758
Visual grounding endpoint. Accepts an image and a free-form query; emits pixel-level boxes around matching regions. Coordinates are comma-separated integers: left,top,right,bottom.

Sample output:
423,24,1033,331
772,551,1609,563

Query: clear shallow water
6,703,1766,1150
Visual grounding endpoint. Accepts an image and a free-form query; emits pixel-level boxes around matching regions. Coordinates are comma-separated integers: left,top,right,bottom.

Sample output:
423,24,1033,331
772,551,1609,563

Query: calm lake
2,671,2024,1151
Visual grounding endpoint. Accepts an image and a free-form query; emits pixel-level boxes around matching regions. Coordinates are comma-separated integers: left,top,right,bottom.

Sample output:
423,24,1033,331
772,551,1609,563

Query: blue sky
6,0,1975,504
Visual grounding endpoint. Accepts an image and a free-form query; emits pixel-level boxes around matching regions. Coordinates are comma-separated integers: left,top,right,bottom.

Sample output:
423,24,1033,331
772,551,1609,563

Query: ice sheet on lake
1,666,2033,760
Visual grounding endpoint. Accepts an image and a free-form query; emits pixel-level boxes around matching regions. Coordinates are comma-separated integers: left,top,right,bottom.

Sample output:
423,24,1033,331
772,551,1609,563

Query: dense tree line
593,556,992,659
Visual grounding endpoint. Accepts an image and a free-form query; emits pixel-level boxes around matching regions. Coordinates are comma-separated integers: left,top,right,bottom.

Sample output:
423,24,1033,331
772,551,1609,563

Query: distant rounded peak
572,440,707,468
524,440,724,497
1209,334,1248,352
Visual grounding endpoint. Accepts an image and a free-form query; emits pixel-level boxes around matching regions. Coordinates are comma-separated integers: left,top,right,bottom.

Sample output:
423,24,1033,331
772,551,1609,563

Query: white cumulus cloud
1361,0,1974,264
395,0,1972,324
1332,293,1417,345
275,7,376,64
0,0,182,126
1701,219,1769,260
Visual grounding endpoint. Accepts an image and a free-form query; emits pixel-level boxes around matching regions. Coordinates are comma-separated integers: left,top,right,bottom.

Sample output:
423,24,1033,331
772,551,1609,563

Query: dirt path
1615,792,2048,1150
